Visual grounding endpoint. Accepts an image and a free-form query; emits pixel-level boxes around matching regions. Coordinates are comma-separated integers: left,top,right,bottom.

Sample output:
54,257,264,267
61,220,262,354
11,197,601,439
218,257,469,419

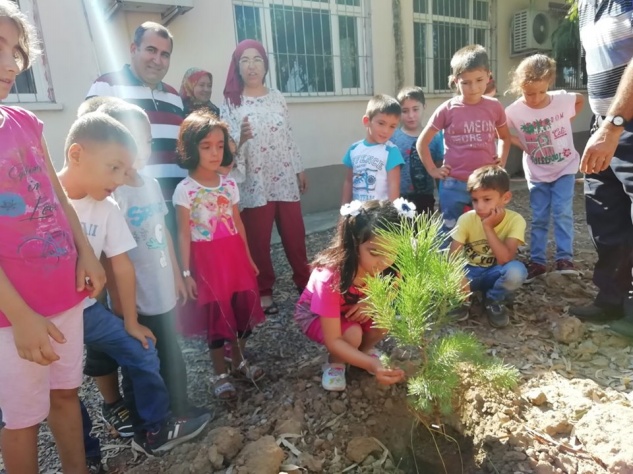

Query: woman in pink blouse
221,39,309,314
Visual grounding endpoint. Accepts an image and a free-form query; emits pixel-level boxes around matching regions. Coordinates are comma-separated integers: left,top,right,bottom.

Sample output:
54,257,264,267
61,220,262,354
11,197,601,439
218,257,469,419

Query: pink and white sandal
322,363,346,391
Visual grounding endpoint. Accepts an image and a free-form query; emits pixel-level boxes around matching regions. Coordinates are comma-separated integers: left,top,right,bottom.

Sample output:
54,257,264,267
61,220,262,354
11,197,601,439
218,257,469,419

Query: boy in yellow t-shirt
450,165,528,328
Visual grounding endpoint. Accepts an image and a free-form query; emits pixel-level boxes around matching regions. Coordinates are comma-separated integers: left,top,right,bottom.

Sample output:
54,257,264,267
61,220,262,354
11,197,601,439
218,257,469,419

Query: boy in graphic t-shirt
417,45,511,239
341,94,404,203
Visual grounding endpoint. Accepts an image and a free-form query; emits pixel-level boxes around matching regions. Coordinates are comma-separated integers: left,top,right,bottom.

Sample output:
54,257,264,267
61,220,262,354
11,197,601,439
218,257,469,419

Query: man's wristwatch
182,270,191,278
606,115,628,127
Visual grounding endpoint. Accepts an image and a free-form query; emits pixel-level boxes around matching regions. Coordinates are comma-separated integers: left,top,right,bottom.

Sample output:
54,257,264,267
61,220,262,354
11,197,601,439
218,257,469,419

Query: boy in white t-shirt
76,99,205,431
341,94,405,203
57,112,210,458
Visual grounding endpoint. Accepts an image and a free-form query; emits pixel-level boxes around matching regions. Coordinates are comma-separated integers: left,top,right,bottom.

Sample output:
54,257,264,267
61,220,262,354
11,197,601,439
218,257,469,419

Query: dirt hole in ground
366,395,477,474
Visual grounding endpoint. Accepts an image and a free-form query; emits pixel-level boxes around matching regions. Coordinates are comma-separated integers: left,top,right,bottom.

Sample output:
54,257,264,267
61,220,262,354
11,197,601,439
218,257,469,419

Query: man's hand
76,251,106,298
580,124,622,174
13,312,65,365
125,321,156,349
482,207,505,228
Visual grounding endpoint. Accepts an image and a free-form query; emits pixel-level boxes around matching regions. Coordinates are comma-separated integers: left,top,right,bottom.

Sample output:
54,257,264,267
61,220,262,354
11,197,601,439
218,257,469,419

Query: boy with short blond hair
450,165,527,328
341,94,404,204
58,112,210,457
86,99,201,420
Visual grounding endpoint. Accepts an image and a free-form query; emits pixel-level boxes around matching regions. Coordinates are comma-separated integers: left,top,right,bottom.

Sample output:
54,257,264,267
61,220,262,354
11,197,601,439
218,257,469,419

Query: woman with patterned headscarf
221,39,309,315
179,67,220,117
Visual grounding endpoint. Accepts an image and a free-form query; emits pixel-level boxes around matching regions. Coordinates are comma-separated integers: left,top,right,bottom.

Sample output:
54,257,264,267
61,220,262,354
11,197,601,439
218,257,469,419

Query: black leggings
208,330,252,350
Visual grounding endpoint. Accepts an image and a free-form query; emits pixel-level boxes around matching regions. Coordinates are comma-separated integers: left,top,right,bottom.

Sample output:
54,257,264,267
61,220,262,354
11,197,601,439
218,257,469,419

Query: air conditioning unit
511,9,554,56
104,0,194,25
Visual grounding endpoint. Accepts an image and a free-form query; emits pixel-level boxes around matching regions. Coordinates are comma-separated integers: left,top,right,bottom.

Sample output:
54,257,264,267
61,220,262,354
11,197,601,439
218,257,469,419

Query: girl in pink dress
173,111,264,401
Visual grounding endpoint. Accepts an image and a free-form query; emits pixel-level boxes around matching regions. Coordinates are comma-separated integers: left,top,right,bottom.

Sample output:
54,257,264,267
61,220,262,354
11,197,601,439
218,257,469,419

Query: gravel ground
3,182,633,473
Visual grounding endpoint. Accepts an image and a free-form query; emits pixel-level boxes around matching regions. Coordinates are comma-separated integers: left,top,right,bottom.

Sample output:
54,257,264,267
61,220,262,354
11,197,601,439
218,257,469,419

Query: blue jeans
439,177,471,243
83,302,169,432
80,400,101,460
528,174,575,264
466,261,527,302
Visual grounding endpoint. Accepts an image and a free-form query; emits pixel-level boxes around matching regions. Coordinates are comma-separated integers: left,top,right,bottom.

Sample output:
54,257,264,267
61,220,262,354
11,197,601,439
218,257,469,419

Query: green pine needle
362,212,519,416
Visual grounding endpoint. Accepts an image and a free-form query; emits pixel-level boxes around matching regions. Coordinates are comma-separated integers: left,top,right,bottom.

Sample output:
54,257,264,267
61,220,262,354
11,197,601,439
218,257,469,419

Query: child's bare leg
358,328,388,354
47,388,87,474
329,325,362,363
231,339,245,367
0,425,39,474
210,344,235,399
210,346,229,376
94,372,121,404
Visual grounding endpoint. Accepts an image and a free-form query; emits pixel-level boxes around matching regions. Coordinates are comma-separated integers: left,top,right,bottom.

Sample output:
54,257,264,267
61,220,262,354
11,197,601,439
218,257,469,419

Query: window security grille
233,0,372,97
413,0,494,93
6,0,53,104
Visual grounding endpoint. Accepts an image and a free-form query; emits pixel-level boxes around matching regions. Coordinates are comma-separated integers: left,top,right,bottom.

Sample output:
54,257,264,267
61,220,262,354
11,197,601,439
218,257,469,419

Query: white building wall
6,0,591,210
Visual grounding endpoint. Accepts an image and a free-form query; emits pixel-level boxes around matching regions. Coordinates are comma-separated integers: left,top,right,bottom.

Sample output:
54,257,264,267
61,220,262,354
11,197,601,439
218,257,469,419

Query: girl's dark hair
177,110,234,170
312,200,402,293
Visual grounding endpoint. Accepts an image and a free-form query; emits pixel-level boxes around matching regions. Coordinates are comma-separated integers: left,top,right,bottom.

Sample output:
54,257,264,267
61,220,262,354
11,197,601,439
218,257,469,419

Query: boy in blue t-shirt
391,86,444,214
341,94,404,203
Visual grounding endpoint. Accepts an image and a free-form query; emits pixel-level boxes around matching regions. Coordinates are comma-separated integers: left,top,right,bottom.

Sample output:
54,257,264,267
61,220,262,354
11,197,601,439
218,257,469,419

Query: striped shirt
86,65,185,179
579,0,633,115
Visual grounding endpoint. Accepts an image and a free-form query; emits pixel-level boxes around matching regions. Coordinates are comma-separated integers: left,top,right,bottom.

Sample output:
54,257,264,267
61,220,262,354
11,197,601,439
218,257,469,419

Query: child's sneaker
101,400,134,438
485,301,509,328
131,413,211,457
321,363,346,391
525,262,547,283
447,305,470,322
555,259,579,276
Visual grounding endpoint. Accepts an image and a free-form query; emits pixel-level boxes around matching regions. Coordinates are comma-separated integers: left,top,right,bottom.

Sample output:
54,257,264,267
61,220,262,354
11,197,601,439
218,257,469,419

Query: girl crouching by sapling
295,200,408,391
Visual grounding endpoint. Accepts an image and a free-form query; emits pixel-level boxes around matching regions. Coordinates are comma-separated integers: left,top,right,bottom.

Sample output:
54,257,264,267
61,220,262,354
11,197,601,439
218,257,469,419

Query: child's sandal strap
235,359,265,382
211,373,236,400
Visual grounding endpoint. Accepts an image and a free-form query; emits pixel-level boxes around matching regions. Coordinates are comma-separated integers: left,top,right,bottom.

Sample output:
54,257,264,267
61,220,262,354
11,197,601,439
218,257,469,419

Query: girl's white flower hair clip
340,200,363,218
393,197,417,219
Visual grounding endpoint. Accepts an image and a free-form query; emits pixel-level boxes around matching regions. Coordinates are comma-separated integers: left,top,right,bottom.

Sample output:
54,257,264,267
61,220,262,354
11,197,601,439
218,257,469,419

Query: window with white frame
413,0,493,93
6,0,52,104
233,0,372,97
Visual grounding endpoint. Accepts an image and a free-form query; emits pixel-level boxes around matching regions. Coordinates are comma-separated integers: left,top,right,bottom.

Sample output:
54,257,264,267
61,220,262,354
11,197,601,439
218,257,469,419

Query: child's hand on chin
482,207,505,228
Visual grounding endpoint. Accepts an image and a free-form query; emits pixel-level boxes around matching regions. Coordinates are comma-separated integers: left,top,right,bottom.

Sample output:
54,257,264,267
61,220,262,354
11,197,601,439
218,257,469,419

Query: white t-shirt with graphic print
342,139,404,202
506,90,579,183
113,175,177,316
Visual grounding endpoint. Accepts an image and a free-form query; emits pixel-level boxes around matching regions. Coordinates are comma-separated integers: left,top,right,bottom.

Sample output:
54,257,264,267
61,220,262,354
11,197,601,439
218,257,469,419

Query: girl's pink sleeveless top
0,106,84,328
